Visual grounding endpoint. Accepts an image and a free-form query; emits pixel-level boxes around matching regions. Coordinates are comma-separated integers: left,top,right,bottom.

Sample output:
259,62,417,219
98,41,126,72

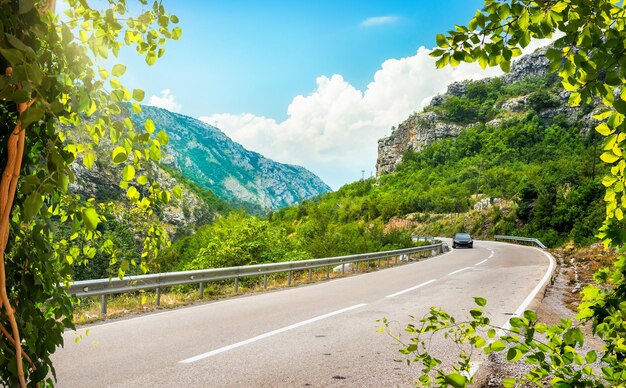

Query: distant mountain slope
132,106,331,211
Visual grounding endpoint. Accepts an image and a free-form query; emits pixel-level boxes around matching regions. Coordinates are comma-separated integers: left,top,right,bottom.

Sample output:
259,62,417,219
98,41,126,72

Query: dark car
452,233,473,248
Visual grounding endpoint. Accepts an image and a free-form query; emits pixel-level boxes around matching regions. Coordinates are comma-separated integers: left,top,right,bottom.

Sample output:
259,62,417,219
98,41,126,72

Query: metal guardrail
494,235,546,249
68,243,445,316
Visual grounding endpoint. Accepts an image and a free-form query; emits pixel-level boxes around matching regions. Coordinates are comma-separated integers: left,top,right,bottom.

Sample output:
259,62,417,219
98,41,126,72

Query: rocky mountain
132,106,331,212
376,47,599,175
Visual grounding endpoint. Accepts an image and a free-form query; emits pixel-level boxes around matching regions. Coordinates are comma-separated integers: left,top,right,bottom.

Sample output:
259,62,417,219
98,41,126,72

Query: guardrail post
199,282,204,299
308,268,312,281
234,277,239,293
155,288,161,307
355,260,358,273
263,274,268,289
342,263,345,275
326,266,330,279
288,271,292,286
387,257,390,267
377,258,380,269
395,256,398,266
101,295,107,316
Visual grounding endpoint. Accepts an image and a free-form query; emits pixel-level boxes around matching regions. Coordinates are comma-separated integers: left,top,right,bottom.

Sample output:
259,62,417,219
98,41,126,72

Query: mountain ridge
132,105,332,212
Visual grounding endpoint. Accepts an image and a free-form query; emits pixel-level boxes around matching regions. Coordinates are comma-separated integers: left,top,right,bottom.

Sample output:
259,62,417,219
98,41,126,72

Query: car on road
452,233,473,248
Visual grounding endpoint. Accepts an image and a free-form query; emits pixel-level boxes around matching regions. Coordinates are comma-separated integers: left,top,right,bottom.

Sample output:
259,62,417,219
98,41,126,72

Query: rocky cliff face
69,154,218,228
133,106,332,211
376,47,598,175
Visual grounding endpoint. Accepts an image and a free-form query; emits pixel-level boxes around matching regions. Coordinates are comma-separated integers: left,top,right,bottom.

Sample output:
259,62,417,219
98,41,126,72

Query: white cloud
201,41,554,190
149,89,182,113
360,16,399,27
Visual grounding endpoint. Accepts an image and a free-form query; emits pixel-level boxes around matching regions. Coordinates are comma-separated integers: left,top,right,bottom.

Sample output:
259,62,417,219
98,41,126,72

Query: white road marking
179,303,367,364
487,249,494,259
472,246,558,378
474,259,488,266
447,267,472,276
385,279,437,298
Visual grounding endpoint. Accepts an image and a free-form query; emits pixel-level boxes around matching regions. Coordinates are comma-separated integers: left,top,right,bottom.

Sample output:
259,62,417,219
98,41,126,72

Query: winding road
52,240,554,387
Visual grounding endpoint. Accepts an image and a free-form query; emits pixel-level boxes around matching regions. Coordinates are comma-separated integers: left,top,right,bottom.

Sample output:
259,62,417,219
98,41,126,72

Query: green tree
0,0,180,385
388,0,626,386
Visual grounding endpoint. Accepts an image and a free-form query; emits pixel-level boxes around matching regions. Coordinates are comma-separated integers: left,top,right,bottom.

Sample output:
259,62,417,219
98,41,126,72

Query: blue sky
124,1,484,120
110,1,551,189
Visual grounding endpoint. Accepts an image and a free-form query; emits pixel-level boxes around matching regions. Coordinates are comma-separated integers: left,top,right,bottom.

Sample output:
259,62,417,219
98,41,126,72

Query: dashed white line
386,279,437,298
179,303,367,364
447,267,472,276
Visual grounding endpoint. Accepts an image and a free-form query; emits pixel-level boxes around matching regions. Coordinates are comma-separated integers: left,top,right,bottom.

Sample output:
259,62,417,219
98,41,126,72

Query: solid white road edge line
179,303,367,364
469,247,557,380
501,248,556,330
385,279,437,298
447,267,472,276
475,259,488,266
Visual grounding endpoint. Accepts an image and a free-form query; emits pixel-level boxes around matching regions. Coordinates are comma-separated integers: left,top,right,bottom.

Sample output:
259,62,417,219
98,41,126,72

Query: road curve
52,241,553,387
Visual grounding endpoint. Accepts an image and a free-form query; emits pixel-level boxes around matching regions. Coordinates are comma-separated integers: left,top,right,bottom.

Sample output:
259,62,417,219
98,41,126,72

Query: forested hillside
272,73,605,248
155,62,606,276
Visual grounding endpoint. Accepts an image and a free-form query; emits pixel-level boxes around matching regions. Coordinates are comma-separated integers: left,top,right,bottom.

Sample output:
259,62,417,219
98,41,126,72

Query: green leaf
20,105,45,128
568,92,581,106
112,64,127,77
98,67,109,80
601,152,620,164
487,329,496,338
146,50,157,65
126,186,140,200
23,193,43,220
82,208,100,231
474,297,487,307
518,10,530,29
137,175,149,185
112,147,128,164
602,176,617,187
0,48,24,65
172,27,182,40
132,89,145,102
436,34,449,48
502,378,516,388
585,350,597,363
499,60,510,73
596,122,613,136
84,152,95,169
123,165,136,181
172,185,183,199
444,373,467,388
491,340,506,352
156,130,169,145
171,15,180,23
145,118,156,134
160,190,171,204
506,348,523,362
478,52,488,70
149,143,161,160
523,310,537,322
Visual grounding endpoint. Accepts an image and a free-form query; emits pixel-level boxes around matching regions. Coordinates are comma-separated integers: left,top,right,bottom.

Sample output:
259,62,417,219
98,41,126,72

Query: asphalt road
52,240,554,387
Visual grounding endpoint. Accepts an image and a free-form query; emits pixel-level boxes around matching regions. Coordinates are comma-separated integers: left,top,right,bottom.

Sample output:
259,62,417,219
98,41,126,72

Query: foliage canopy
0,0,181,385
